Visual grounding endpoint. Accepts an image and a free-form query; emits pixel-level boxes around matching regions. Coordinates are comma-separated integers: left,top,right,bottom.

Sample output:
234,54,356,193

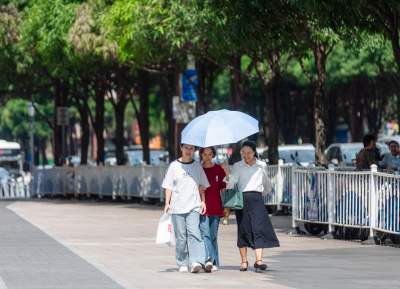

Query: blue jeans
171,210,206,267
199,215,220,266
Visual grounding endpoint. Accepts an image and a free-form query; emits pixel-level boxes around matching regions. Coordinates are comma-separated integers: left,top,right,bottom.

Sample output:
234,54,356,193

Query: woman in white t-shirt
223,141,280,272
162,143,211,273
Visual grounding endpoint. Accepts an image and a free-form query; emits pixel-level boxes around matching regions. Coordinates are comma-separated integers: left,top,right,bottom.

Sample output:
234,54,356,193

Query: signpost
57,107,69,164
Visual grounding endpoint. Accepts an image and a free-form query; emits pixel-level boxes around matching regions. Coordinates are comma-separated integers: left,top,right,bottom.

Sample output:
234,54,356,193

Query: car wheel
304,223,326,235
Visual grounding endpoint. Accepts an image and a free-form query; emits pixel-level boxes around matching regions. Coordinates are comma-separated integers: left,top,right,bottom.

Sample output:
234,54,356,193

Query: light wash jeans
199,215,220,266
171,210,206,267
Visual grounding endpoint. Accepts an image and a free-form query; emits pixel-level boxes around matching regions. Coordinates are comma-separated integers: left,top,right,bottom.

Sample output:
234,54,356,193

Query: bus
0,140,23,179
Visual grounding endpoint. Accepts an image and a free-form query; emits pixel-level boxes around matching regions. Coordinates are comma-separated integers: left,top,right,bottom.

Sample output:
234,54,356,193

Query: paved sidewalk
0,202,123,289
4,200,400,289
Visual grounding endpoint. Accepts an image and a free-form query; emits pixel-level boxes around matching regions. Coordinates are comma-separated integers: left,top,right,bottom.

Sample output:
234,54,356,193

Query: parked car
378,135,400,145
261,144,315,166
0,167,11,181
325,142,389,166
278,144,315,166
105,149,168,166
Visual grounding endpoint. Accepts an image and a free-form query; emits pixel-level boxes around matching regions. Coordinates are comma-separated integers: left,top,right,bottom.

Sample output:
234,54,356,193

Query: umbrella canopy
181,109,259,147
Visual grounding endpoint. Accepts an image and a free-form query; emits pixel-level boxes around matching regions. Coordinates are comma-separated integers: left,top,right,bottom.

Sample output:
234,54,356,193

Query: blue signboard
181,69,198,102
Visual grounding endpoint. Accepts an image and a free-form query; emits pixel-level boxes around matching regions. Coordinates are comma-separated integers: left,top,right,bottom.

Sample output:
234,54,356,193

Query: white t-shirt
162,160,210,214
227,159,271,194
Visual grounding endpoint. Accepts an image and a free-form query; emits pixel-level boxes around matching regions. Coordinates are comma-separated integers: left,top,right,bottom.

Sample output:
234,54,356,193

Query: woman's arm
222,162,238,189
199,188,206,215
164,189,172,213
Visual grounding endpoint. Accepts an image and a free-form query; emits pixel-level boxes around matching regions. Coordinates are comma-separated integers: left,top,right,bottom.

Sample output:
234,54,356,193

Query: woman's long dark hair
241,140,259,158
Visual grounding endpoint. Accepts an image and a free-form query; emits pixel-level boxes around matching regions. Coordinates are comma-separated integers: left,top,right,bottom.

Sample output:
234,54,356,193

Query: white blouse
226,159,271,194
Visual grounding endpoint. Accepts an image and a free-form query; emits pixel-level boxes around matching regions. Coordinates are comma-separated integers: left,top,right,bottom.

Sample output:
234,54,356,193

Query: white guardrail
0,178,30,199
292,164,400,242
31,165,168,201
22,162,400,242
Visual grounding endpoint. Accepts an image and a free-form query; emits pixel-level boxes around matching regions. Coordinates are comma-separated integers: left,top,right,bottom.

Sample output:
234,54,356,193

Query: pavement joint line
0,277,8,289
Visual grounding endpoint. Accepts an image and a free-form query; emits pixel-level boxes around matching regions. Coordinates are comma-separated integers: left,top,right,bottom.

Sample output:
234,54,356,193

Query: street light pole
28,102,35,171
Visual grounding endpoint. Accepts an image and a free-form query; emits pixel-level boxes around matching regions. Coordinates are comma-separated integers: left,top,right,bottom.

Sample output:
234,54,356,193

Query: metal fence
21,162,400,241
264,160,293,207
32,165,167,200
0,178,30,199
292,165,400,240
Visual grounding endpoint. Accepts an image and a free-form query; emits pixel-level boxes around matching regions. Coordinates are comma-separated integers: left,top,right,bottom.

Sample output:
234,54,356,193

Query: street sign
181,69,198,102
57,107,69,126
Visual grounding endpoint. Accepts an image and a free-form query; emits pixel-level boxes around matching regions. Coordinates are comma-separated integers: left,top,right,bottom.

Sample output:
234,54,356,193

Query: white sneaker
212,265,218,272
178,266,188,273
190,262,202,273
204,261,213,273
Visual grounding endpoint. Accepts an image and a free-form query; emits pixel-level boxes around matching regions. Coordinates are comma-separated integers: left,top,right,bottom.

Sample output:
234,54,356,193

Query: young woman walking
223,141,280,272
199,147,226,272
162,144,211,273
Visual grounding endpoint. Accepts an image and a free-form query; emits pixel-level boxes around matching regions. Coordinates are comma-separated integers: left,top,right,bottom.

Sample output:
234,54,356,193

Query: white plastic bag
156,213,175,246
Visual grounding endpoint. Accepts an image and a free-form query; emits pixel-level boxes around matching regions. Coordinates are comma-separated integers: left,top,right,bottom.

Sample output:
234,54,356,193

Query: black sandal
254,260,267,272
240,261,248,271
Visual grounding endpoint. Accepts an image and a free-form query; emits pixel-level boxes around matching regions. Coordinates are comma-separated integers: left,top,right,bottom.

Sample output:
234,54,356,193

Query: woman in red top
199,147,226,271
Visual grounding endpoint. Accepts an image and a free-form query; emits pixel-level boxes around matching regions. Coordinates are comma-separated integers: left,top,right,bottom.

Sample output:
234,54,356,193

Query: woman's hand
164,203,170,214
221,161,230,176
200,201,207,215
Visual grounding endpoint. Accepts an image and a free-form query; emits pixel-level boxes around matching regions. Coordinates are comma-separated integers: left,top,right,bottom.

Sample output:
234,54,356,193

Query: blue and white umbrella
181,109,259,147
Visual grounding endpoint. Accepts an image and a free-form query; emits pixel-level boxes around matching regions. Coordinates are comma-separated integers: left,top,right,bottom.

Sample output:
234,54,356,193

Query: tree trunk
326,90,337,145
162,73,176,161
196,59,206,115
53,80,68,166
79,106,90,165
114,100,127,165
266,51,280,165
196,58,216,114
348,78,364,142
230,55,242,109
40,138,48,165
398,94,400,128
138,70,150,164
256,50,280,165
313,42,327,165
95,82,105,165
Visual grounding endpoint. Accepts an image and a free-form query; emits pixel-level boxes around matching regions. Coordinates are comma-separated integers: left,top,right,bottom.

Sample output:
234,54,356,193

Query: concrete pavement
1,200,400,289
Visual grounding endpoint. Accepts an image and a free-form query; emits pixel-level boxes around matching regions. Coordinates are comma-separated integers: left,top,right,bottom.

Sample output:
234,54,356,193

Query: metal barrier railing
32,165,168,200
29,162,400,241
264,160,292,207
0,178,30,199
374,172,400,236
292,164,400,240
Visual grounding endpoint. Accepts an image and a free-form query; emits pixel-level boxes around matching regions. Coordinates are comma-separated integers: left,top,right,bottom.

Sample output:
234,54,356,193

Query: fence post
276,159,284,211
322,164,335,239
288,166,302,235
369,164,378,238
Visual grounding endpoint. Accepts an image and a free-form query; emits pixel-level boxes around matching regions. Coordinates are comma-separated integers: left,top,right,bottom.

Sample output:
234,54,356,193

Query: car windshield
126,150,167,165
341,146,362,161
0,167,9,179
279,149,315,163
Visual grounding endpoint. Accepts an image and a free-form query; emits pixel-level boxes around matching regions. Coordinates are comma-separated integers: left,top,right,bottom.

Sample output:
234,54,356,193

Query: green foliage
18,0,78,77
0,99,52,143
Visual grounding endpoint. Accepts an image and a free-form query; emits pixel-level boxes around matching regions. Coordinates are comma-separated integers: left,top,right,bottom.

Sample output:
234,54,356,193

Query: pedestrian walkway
0,202,123,289
3,200,400,289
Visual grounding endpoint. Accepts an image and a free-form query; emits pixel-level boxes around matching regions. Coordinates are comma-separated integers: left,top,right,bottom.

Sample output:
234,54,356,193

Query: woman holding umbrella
223,140,280,272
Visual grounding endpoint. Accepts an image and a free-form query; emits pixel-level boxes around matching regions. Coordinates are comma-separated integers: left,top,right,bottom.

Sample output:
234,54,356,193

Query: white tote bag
156,213,175,246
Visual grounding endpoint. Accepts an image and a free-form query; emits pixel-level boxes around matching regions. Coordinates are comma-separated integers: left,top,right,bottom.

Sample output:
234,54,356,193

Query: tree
18,0,78,166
